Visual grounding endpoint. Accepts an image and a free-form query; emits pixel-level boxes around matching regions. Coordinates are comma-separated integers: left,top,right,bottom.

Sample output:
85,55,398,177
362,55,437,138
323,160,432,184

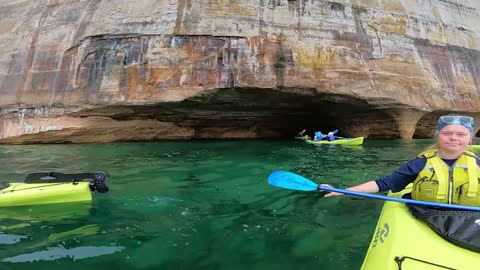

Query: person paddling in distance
323,131,343,141
313,131,324,141
313,130,342,141
323,115,480,206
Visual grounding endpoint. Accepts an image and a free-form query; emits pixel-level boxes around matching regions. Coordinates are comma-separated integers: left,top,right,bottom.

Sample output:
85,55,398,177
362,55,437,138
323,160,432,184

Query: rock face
0,0,479,143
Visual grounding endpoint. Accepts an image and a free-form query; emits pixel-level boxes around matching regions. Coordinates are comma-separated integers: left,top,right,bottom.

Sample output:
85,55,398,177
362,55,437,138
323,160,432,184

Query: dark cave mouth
76,88,402,138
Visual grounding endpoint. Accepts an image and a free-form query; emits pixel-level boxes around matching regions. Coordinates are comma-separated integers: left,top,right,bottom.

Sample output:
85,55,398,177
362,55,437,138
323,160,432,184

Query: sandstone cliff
0,0,479,143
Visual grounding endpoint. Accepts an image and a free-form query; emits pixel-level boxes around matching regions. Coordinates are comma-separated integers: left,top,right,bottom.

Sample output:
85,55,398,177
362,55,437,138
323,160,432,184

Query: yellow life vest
411,149,480,206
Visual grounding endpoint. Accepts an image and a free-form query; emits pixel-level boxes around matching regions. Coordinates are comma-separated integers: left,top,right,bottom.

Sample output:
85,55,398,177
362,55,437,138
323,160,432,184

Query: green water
0,139,437,269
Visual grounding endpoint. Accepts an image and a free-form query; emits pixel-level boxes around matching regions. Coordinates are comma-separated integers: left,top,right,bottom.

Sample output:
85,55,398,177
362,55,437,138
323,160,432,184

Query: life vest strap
466,156,479,197
427,154,448,200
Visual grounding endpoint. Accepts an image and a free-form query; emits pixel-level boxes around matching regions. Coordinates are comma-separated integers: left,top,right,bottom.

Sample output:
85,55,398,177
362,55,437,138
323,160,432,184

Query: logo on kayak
372,223,390,248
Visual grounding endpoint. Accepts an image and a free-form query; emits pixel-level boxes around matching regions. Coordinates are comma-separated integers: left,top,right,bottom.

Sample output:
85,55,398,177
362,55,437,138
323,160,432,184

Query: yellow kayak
306,137,364,146
361,186,480,270
0,182,93,207
0,172,108,207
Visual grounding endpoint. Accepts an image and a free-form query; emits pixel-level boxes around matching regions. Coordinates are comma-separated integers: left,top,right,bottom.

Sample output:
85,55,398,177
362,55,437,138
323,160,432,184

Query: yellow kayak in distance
0,172,109,207
306,137,364,146
361,186,480,270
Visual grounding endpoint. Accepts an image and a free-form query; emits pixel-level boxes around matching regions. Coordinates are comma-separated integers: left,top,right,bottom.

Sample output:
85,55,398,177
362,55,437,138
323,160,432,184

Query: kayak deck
361,186,480,270
306,137,364,145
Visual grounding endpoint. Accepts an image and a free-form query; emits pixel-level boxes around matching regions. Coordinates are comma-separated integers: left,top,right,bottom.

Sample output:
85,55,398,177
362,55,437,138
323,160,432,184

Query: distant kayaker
322,132,342,141
313,131,325,141
323,115,480,206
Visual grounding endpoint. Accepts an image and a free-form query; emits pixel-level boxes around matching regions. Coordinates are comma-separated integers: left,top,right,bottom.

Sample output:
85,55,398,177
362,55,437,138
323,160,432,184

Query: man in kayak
324,115,480,206
322,131,343,141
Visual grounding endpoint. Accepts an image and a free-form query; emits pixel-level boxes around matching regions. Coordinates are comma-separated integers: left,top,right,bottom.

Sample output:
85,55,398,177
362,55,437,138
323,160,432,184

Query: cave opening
89,88,403,139
71,88,409,140
160,88,380,139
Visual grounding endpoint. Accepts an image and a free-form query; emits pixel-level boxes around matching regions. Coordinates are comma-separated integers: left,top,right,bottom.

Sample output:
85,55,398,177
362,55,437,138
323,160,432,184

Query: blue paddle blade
332,129,338,134
267,171,318,191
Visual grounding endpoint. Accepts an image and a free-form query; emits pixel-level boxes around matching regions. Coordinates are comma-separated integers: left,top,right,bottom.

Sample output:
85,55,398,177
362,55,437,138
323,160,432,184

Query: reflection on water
0,203,92,222
48,224,99,242
0,233,27,245
2,245,125,263
0,139,439,269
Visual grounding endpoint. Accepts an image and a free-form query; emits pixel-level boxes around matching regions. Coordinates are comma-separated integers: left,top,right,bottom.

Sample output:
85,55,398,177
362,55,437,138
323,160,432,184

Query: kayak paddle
267,171,480,211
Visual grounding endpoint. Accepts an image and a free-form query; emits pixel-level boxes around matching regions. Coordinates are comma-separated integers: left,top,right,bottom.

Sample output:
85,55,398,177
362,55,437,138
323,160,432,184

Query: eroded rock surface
0,0,479,143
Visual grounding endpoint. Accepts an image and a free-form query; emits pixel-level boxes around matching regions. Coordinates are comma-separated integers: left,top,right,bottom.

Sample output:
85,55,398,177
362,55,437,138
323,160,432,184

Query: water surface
0,139,446,269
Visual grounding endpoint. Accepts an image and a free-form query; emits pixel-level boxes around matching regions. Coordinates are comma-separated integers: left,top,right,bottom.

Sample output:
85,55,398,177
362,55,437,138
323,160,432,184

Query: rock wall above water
0,0,479,143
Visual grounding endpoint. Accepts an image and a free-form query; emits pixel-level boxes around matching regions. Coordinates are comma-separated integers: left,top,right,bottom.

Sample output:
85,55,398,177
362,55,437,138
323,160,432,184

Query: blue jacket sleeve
375,158,427,192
